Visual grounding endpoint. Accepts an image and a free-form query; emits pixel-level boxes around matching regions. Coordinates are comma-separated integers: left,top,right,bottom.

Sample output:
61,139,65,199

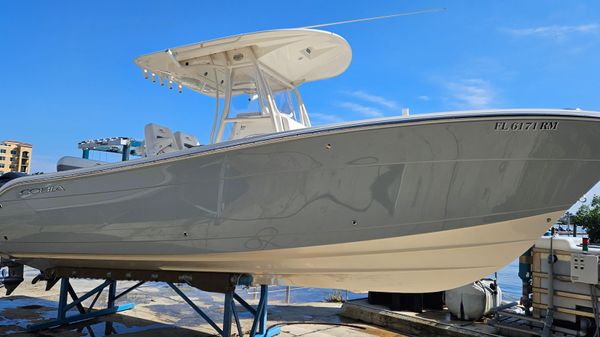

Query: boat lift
78,137,143,161
25,267,280,337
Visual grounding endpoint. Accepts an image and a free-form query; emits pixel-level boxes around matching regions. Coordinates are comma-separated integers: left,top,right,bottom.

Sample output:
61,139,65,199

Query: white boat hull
1,110,600,292
12,211,560,292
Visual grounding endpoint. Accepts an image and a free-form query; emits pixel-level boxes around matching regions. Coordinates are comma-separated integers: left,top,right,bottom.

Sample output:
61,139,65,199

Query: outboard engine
0,172,27,188
0,258,24,295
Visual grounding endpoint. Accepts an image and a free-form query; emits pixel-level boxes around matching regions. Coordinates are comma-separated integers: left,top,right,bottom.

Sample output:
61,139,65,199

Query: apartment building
0,140,32,174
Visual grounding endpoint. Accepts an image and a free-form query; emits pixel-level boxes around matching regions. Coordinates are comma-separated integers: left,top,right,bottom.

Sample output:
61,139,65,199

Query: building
0,140,32,175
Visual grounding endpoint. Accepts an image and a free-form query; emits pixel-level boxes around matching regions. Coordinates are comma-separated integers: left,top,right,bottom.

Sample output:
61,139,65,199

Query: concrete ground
341,299,502,337
0,270,408,337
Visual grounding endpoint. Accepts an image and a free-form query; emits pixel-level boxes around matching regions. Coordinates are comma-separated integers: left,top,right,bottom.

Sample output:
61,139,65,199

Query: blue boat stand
27,278,136,331
168,283,280,337
26,277,280,337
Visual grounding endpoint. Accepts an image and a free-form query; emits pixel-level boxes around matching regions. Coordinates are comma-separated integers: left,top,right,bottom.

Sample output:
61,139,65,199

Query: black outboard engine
0,258,24,295
0,172,27,188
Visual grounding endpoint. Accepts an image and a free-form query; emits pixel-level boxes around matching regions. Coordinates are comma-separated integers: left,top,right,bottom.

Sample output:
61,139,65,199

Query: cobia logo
20,185,65,197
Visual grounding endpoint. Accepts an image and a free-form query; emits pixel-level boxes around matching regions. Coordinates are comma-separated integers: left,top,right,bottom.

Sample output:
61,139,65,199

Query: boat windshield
230,94,261,118
273,89,298,121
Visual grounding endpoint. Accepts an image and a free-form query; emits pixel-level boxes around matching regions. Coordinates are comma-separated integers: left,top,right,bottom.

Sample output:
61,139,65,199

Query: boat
1,29,600,293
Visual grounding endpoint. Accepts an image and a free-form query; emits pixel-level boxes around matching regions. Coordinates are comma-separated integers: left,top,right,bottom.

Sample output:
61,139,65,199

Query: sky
1,1,599,209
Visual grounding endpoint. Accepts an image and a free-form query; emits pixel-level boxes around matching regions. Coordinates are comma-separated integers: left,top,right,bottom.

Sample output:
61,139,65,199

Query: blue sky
1,1,599,207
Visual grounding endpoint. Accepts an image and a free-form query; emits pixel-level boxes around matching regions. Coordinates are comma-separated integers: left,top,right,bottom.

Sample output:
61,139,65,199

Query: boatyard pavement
0,270,406,337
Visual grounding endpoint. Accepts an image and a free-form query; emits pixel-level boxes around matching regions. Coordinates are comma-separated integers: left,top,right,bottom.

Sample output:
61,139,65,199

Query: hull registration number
494,121,558,131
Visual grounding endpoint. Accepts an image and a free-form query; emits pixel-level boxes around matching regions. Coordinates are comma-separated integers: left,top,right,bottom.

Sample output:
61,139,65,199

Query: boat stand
168,283,280,337
25,270,280,337
27,278,137,331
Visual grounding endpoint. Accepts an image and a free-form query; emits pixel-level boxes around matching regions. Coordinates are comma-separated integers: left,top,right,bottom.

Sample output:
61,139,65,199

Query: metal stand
24,269,279,337
168,283,280,337
541,229,556,337
27,278,137,331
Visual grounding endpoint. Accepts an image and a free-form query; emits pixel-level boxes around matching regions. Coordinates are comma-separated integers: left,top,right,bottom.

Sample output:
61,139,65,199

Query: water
274,258,524,303
494,258,521,301
243,286,365,304
245,257,523,304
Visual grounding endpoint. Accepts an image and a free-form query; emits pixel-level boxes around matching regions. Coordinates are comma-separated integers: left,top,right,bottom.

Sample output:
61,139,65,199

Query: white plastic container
445,279,502,320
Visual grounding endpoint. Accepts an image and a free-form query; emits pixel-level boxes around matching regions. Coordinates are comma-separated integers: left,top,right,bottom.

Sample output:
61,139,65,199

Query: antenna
301,8,446,29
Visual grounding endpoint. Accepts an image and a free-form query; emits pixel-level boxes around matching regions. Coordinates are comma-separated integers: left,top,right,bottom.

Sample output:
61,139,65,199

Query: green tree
572,195,600,243
558,212,573,227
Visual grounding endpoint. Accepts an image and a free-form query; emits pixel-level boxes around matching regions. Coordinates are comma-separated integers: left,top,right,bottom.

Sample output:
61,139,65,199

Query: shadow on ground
0,289,404,336
0,296,211,337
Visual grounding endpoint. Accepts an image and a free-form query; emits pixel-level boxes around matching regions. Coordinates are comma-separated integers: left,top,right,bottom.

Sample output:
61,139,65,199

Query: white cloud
503,23,599,39
446,79,496,109
346,90,399,110
417,95,430,101
337,102,384,117
311,112,345,125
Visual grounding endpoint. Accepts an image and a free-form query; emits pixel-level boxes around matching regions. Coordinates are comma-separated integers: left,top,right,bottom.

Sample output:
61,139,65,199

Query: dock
341,299,501,337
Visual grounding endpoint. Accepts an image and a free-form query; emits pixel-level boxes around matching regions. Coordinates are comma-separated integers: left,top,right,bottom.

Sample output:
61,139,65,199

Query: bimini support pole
293,88,311,127
168,283,280,337
249,47,283,133
27,278,136,332
215,67,233,143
